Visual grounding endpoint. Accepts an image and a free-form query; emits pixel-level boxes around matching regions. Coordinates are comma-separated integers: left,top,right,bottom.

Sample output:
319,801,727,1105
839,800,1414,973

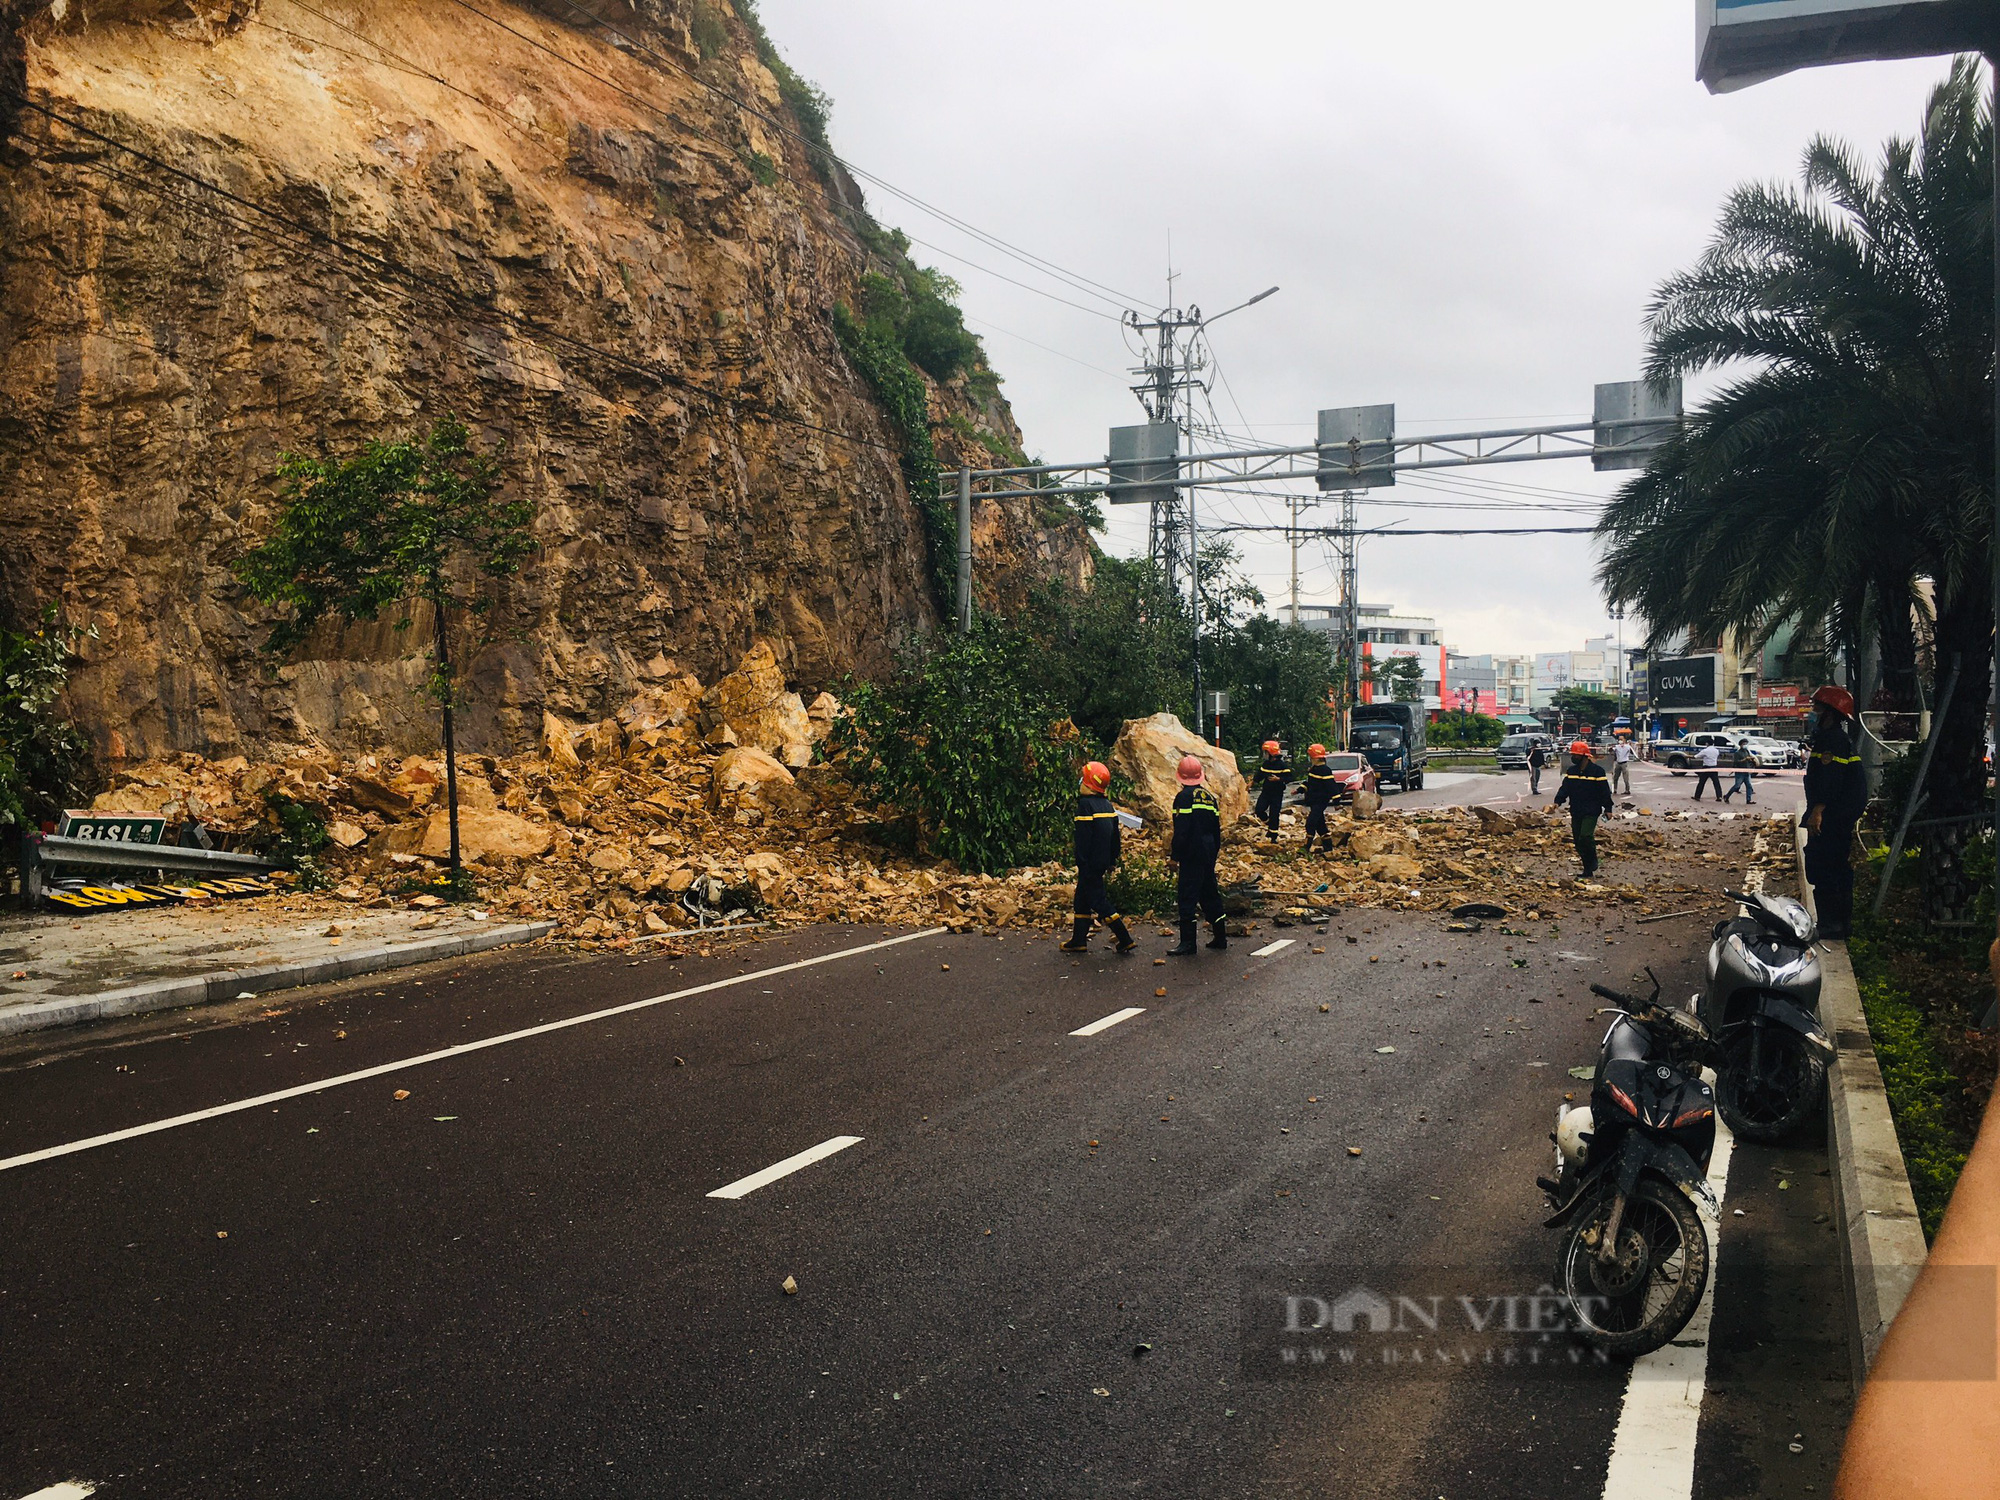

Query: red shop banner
1756,683,1809,718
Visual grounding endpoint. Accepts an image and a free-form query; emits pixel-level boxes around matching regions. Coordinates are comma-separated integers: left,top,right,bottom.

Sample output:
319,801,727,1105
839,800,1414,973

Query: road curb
1793,812,1927,1387
0,921,556,1040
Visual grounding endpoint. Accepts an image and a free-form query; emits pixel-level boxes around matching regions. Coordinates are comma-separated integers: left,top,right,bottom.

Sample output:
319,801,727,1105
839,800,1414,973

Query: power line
2,88,901,458
962,316,1126,378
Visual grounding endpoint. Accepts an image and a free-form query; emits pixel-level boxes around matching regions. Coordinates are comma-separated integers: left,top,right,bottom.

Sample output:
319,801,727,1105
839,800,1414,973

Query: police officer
1167,754,1226,955
1552,739,1613,879
1061,761,1135,954
1803,684,1866,940
1252,738,1292,841
1301,743,1339,852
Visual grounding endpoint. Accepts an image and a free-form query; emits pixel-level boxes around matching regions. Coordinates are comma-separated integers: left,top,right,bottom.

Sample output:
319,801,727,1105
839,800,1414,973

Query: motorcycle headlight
1764,895,1817,945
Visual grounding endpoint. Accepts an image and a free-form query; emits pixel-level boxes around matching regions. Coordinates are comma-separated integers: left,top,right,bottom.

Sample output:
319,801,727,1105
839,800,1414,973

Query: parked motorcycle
1538,973,1718,1357
1699,889,1833,1142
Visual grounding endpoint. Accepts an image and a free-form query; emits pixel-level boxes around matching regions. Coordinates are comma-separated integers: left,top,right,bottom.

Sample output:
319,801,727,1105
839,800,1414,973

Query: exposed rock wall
0,0,1092,762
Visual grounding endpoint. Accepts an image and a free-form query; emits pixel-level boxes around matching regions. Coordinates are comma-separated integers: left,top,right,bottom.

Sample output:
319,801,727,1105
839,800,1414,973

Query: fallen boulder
620,675,705,735
542,711,582,774
700,641,815,765
1107,713,1249,826
380,806,552,861
710,746,811,815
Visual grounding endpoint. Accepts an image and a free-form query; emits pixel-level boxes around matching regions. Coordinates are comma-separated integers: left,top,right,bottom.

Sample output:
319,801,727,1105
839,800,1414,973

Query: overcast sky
756,0,1958,657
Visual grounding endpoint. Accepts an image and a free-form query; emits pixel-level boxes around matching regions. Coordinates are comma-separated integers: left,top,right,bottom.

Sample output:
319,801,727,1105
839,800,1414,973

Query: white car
1734,737,1792,770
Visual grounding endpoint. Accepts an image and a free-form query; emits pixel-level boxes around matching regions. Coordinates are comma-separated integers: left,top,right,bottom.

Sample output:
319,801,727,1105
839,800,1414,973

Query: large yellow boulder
381,806,552,862
709,746,811,815
700,641,815,767
1108,713,1250,826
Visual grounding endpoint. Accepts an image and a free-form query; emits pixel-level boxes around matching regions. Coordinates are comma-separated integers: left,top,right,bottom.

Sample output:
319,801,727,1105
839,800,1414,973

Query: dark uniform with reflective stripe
1553,755,1613,877
1253,752,1292,836
1171,784,1225,929
1072,792,1123,924
1803,714,1866,937
1301,761,1340,844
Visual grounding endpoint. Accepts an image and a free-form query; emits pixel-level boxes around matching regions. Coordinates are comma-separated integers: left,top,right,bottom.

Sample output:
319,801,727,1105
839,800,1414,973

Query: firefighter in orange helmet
1803,684,1865,940
1061,761,1135,954
1300,743,1339,852
1252,738,1292,842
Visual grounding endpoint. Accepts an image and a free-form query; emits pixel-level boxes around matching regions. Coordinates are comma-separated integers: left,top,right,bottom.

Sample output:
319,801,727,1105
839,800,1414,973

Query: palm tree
1598,56,1993,882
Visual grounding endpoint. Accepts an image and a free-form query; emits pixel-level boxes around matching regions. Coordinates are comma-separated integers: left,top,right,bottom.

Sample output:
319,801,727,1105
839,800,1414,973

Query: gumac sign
1697,1,1995,93
1651,655,1720,711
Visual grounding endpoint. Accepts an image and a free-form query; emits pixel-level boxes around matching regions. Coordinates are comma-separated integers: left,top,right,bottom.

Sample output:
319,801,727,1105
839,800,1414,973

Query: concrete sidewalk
0,898,552,1038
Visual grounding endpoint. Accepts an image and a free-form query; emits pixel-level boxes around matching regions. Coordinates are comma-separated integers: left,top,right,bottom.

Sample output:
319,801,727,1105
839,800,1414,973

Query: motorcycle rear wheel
1556,1179,1710,1357
1716,1025,1826,1143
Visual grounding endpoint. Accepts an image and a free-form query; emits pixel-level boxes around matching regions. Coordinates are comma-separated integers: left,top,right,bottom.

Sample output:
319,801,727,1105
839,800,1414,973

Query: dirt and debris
72,658,1754,951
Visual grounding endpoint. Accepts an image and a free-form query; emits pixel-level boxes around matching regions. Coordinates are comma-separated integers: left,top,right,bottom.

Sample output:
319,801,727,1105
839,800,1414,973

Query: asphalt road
1399,758,1807,818
0,818,1846,1499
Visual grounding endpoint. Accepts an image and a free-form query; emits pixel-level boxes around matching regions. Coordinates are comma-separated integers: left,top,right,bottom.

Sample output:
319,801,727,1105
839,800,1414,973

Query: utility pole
1287,495,1301,626
1121,280,1279,737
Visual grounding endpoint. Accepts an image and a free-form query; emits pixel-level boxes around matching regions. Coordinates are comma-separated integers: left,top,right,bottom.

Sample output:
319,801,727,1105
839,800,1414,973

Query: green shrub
0,608,96,831
829,621,1081,875
1106,852,1175,919
690,1,728,60
1848,925,1977,1240
833,302,951,607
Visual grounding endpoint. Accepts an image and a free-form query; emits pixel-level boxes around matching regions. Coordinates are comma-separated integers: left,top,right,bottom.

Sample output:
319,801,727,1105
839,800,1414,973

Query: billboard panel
1317,404,1396,491
1106,422,1180,506
1592,380,1682,472
1697,0,1992,93
1653,654,1720,710
1757,682,1809,718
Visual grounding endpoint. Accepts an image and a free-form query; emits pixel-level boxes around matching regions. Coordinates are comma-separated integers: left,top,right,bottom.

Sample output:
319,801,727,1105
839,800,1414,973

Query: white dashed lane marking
707,1135,865,1200
1069,1007,1146,1038
1250,939,1295,958
16,1483,99,1499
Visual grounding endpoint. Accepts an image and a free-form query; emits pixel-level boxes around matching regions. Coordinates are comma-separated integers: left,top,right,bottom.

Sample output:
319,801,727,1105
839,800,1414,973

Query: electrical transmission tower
1122,303,1205,592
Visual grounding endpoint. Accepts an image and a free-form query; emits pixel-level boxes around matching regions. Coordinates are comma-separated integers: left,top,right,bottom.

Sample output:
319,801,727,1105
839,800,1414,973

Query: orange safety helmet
1307,743,1327,758
1569,740,1592,757
1176,754,1206,786
1262,739,1281,754
1080,761,1111,793
1811,684,1856,719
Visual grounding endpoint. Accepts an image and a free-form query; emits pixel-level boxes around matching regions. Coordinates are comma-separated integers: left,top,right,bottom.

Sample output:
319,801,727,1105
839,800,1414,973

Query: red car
1322,751,1378,802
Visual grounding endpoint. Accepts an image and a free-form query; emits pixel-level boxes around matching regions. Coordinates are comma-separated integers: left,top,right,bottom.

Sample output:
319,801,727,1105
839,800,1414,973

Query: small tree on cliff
234,417,534,887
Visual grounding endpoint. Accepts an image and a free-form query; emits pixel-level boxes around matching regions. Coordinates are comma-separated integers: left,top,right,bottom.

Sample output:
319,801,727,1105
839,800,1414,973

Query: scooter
1699,889,1833,1142
1538,972,1718,1357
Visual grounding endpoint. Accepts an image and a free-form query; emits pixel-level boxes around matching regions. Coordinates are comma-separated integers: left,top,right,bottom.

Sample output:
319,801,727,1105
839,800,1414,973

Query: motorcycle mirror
1644,966,1662,1003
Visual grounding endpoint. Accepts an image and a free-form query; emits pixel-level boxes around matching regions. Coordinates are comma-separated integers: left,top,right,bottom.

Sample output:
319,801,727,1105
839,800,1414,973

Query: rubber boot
1167,920,1199,957
1059,917,1092,953
1107,916,1137,954
1207,917,1228,950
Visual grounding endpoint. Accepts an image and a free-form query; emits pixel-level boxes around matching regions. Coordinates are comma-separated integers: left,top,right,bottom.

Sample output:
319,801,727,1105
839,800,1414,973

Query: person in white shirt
1692,741,1724,801
1611,736,1635,795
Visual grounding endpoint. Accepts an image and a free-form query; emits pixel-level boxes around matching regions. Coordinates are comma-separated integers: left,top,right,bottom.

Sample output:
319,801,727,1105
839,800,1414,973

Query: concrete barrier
1794,812,1929,1386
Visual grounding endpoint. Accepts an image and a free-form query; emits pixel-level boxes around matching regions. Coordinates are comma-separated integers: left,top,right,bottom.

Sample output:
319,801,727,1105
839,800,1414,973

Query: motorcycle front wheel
1716,1023,1826,1143
1556,1178,1710,1357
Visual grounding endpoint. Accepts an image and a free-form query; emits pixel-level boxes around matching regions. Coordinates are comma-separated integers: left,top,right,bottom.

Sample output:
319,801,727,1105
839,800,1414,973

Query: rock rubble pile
78,648,1736,947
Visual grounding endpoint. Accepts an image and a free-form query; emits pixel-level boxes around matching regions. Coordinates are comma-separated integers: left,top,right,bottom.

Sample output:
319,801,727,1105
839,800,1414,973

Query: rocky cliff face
0,0,1092,762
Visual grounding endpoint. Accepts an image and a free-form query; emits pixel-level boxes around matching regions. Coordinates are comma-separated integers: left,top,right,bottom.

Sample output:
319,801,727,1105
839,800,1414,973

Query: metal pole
1190,477,1203,739
956,465,972,634
1875,654,1959,917
1288,495,1300,627
1989,55,1999,921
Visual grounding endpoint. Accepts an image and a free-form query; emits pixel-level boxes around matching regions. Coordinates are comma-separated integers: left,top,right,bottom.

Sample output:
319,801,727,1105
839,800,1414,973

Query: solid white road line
1597,1098,1737,1500
1068,1006,1146,1038
17,1483,98,1499
1250,939,1294,958
0,928,950,1175
707,1135,864,1200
